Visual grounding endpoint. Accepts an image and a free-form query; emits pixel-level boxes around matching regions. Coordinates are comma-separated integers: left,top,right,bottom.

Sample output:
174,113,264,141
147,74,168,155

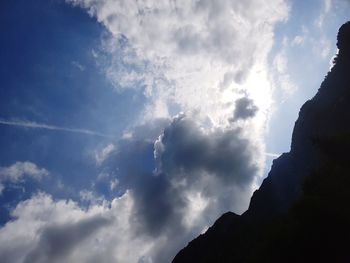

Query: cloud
315,0,333,28
0,119,112,138
0,115,262,262
324,0,332,13
1,0,290,262
5,0,291,261
62,0,289,259
130,171,184,237
92,115,260,261
65,3,289,216
291,35,305,46
0,161,48,182
155,115,258,185
66,0,290,196
121,118,171,142
271,50,298,98
273,50,288,73
0,192,155,263
0,161,49,194
0,161,48,183
95,144,116,166
232,97,258,120
67,0,289,127
23,215,111,263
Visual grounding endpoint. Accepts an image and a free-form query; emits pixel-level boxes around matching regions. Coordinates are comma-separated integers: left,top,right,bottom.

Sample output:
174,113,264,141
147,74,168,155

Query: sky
0,0,349,262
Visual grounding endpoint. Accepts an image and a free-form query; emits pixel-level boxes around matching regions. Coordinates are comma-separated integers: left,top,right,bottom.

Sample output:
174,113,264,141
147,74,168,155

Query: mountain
172,21,350,263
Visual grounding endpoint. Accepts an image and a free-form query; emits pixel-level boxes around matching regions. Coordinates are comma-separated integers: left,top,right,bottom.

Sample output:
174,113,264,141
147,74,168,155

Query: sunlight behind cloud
63,0,290,261
2,1,350,262
68,0,289,129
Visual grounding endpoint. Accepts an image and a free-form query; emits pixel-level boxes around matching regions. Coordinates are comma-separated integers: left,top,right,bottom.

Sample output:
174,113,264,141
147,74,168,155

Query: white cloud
324,0,332,13
291,35,305,46
272,51,298,98
0,161,48,195
81,115,261,262
0,192,157,263
95,144,116,165
273,51,288,73
315,0,333,28
0,161,48,183
66,1,290,197
79,190,105,205
67,0,289,129
48,0,291,261
0,189,220,263
109,179,119,191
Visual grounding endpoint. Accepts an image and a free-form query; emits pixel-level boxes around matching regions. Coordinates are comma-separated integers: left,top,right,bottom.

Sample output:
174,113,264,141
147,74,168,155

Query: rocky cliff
172,21,350,263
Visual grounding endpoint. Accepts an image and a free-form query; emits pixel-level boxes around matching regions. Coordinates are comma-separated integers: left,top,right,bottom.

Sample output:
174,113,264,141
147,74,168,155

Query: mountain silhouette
172,21,350,263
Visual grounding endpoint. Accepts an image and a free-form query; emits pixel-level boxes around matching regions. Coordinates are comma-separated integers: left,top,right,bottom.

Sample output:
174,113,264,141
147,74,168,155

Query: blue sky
0,0,349,262
0,0,147,220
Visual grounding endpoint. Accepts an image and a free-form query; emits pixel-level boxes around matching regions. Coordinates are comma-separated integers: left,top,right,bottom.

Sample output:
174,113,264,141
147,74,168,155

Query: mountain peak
337,21,350,57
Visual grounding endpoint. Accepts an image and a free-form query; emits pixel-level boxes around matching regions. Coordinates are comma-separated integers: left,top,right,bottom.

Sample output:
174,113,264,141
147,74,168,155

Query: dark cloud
102,136,185,237
155,115,258,186
131,173,186,236
232,97,258,120
23,215,111,263
0,116,260,263
98,115,259,261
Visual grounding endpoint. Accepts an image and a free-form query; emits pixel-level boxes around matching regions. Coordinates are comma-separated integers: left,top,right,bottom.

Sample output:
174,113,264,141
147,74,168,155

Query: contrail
0,119,113,138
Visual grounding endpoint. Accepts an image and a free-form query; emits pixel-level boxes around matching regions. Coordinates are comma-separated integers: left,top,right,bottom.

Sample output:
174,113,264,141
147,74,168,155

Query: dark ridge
172,21,350,263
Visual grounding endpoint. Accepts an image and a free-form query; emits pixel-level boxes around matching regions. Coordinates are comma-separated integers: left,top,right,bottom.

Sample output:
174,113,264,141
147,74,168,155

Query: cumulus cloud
0,162,49,193
67,115,259,262
0,115,262,263
64,0,288,260
0,161,48,182
0,0,292,262
0,192,155,263
155,115,258,184
65,4,289,212
65,1,290,196
67,0,289,127
110,115,259,259
23,215,111,263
